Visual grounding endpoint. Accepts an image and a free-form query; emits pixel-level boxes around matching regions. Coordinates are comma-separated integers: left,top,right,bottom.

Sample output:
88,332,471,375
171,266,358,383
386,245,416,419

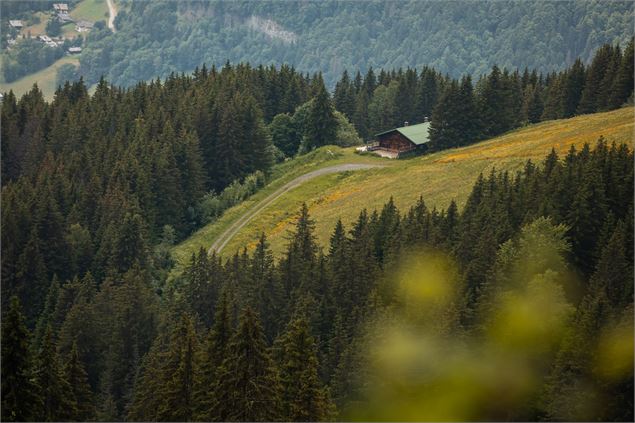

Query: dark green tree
194,290,233,421
277,317,336,421
270,113,300,158
304,76,338,150
212,307,283,421
1,297,42,422
34,326,77,421
65,341,96,421
156,314,199,422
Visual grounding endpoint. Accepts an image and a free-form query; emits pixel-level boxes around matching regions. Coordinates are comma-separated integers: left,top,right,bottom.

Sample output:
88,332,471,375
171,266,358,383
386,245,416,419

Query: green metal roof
375,121,431,145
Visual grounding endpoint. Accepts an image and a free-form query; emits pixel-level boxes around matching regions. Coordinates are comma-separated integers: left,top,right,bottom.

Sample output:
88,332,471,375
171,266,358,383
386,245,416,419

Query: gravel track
208,163,382,254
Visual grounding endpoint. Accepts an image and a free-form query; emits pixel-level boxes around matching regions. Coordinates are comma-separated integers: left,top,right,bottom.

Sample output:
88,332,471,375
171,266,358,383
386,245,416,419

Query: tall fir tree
156,314,199,422
277,317,336,421
34,326,77,421
304,76,338,150
1,297,43,422
211,307,283,421
65,341,96,421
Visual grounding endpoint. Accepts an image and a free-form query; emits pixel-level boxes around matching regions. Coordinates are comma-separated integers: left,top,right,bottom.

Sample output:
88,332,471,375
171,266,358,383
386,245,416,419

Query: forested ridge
72,0,634,88
2,38,634,421
3,139,633,421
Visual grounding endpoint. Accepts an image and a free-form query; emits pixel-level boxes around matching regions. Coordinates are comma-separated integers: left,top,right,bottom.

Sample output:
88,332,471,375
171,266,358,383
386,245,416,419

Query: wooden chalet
370,121,431,158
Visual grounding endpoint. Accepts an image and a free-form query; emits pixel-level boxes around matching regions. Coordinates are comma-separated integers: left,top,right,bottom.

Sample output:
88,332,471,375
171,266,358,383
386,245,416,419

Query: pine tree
34,326,77,421
280,203,318,298
578,44,615,114
15,228,49,326
457,75,481,144
590,220,632,308
334,70,355,121
479,65,513,137
108,212,149,275
561,58,585,118
522,83,544,123
195,290,233,421
304,76,338,150
212,307,283,421
252,233,283,341
609,38,634,108
542,73,565,120
32,275,60,352
429,80,461,150
65,341,96,421
126,337,166,422
2,297,42,422
157,314,199,422
277,317,336,421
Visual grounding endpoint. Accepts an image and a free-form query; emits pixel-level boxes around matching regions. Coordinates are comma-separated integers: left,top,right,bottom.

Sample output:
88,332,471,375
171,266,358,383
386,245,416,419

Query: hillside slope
172,107,634,265
80,1,633,87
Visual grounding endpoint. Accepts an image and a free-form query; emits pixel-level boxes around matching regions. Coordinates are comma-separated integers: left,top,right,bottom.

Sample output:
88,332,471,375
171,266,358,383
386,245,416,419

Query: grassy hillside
172,107,634,268
0,55,79,99
71,0,109,23
0,0,108,99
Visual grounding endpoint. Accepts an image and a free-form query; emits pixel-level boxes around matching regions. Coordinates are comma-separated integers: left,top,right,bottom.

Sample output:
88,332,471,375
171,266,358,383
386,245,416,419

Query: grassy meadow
172,107,634,268
71,0,110,23
0,55,80,99
1,0,108,99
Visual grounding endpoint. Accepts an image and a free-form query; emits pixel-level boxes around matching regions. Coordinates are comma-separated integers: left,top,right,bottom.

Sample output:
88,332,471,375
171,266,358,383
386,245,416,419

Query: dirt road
209,163,381,254
106,0,117,32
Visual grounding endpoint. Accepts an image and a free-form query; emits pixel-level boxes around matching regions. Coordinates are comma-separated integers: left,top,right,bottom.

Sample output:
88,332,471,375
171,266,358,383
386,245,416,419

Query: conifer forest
1,1,634,422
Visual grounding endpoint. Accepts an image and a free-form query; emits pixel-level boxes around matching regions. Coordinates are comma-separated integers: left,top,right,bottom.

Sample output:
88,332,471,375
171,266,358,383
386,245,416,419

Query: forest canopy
77,0,634,87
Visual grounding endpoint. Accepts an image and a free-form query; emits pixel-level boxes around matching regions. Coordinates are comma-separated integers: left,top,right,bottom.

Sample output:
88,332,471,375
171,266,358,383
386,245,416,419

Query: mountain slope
80,0,633,87
172,107,634,265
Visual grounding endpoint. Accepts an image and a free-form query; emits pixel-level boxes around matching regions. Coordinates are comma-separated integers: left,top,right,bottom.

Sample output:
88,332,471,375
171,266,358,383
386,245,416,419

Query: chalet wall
378,133,415,152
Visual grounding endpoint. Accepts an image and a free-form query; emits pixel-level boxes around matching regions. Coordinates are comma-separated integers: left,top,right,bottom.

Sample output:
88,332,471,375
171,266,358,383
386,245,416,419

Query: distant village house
68,46,82,54
9,20,23,29
53,3,69,12
58,12,73,23
75,20,94,32
367,120,431,159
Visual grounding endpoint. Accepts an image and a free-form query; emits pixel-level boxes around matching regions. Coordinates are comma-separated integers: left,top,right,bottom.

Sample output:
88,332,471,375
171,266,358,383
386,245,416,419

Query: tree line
331,39,633,146
73,1,634,88
3,138,633,421
1,61,348,315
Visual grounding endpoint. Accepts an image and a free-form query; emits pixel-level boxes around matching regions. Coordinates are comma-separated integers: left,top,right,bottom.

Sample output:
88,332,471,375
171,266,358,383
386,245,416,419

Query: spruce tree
212,307,283,421
304,76,338,150
334,70,356,121
65,341,96,421
157,314,199,422
561,58,585,118
578,44,614,114
126,337,166,422
278,317,336,421
609,38,634,108
2,297,42,422
280,203,318,298
252,233,283,341
195,290,233,421
34,326,77,421
522,83,544,123
429,80,461,150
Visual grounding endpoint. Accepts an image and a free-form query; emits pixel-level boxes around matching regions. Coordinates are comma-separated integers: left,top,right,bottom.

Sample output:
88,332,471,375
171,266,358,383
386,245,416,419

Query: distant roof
375,121,431,145
76,20,94,27
9,20,23,27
